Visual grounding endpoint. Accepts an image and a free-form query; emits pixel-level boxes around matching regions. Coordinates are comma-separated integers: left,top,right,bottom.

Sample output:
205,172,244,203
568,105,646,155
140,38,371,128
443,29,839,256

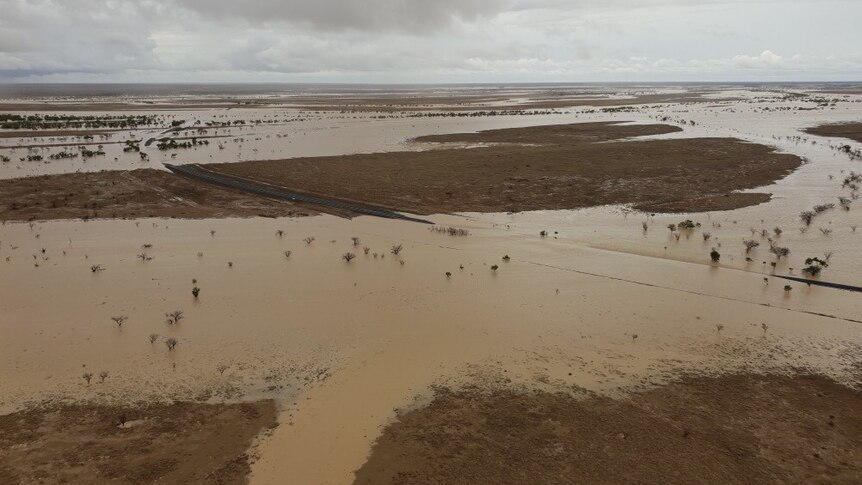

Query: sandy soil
208,121,800,214
805,122,862,143
354,373,862,485
0,400,277,484
0,169,315,221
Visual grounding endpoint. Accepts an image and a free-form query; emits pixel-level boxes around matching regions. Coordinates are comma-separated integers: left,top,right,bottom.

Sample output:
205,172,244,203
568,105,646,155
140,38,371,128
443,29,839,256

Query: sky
1,0,860,83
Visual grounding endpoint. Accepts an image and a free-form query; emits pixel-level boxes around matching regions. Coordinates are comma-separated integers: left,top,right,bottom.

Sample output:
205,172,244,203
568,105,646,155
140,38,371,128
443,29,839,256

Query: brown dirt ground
0,169,315,222
207,121,801,214
354,374,862,485
805,122,862,144
0,400,277,485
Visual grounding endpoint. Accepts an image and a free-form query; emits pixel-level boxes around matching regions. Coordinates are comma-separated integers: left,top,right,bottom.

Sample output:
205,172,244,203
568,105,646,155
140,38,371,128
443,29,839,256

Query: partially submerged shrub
111,316,128,327
769,244,790,259
802,257,829,277
83,372,93,385
192,286,200,298
99,371,109,383
165,310,184,325
677,219,699,230
149,333,159,344
342,252,356,262
743,239,760,253
710,248,721,263
490,264,499,272
303,236,315,245
391,244,403,256
165,338,178,351
90,264,105,273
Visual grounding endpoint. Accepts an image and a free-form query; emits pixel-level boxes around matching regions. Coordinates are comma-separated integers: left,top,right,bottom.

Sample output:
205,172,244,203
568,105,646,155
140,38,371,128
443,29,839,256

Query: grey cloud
174,0,508,33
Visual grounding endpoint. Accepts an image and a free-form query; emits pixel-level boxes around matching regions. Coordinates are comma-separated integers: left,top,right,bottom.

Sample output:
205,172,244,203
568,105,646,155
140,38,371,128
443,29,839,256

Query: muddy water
2,211,861,484
2,88,858,182
2,88,862,484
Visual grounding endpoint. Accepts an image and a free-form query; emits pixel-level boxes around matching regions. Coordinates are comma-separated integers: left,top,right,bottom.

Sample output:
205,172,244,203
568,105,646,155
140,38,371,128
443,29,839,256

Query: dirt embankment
0,169,314,222
354,374,862,485
208,121,801,214
805,122,862,144
0,400,277,485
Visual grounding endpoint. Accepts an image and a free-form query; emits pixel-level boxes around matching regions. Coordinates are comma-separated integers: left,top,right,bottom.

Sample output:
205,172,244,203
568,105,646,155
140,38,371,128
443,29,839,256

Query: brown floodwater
1,85,861,484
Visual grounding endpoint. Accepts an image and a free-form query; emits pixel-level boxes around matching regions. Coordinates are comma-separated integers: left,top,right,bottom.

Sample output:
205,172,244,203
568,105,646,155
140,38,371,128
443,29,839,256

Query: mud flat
805,122,862,144
0,169,314,221
355,373,862,485
0,400,277,484
208,121,801,215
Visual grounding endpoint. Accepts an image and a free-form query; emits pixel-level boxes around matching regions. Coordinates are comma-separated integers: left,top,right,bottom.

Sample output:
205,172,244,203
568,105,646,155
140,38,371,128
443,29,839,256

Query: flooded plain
1,84,861,484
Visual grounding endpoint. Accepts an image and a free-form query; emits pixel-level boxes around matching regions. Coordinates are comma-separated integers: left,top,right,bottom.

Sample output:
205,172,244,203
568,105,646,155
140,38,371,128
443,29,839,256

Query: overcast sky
1,0,860,83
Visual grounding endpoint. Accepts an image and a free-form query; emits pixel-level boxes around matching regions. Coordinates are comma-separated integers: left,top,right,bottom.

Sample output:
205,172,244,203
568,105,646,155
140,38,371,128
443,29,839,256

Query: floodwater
1,85,862,484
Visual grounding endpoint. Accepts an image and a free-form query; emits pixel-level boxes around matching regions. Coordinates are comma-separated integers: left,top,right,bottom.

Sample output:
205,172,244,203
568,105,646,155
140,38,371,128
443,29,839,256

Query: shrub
677,219,698,230
769,244,790,259
165,310,184,325
800,210,815,226
802,257,828,277
743,239,760,253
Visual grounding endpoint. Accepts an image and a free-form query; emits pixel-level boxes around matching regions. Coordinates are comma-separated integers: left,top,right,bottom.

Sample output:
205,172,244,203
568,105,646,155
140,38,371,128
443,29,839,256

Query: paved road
164,163,434,224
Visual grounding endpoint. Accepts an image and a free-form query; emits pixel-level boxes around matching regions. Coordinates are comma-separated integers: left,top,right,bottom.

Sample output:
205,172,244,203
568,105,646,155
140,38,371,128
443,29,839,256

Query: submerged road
163,163,434,224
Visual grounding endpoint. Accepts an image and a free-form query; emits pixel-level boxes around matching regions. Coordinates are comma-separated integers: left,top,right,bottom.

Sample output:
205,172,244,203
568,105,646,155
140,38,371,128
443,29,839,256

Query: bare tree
743,239,760,254
165,310,184,325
